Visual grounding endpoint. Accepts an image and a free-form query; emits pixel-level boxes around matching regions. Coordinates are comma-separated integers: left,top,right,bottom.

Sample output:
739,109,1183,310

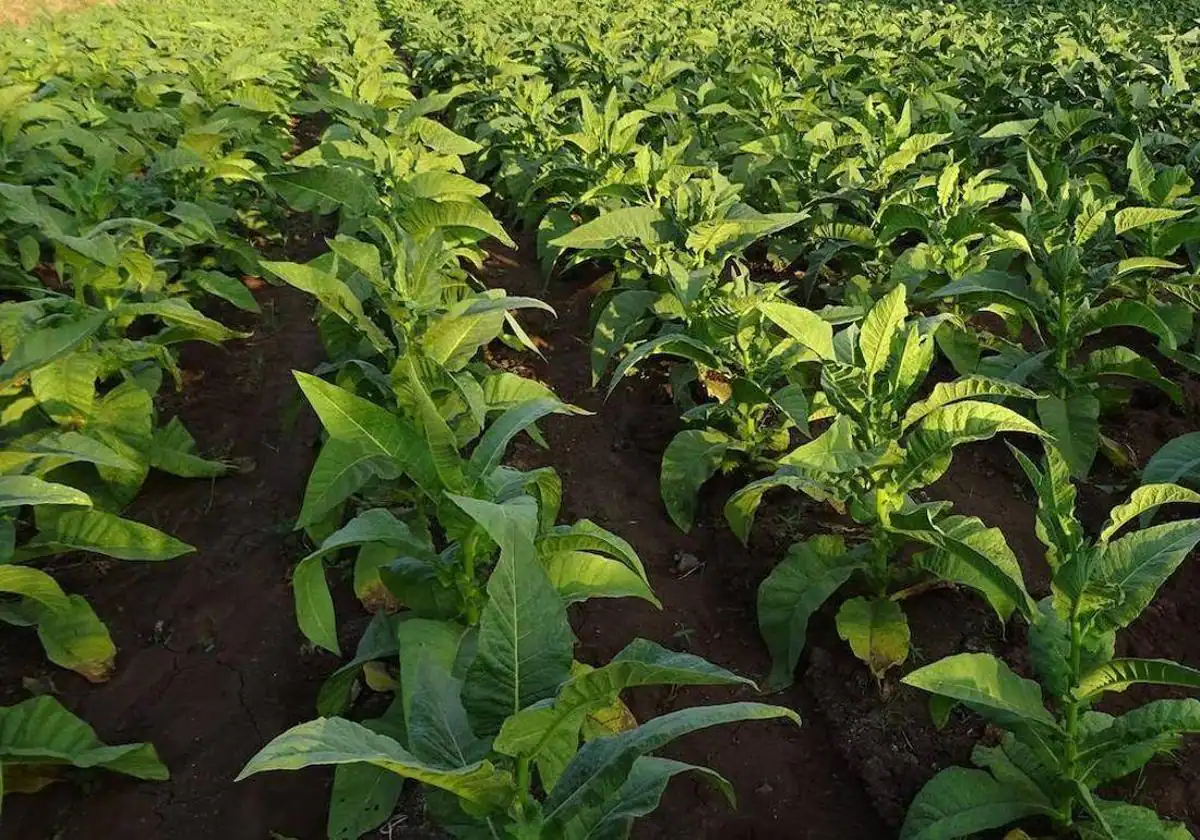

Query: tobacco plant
730,285,1043,684
903,444,1200,840
241,496,798,839
935,154,1195,478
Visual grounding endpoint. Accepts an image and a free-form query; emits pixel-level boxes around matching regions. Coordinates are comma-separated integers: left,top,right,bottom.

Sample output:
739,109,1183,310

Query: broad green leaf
1078,801,1192,840
296,439,394,529
1075,658,1200,701
295,372,437,497
0,696,167,780
1114,206,1191,235
30,352,98,425
400,198,514,248
28,509,193,562
496,639,753,764
114,299,247,345
1037,393,1100,479
900,767,1055,840
758,536,864,689
835,596,910,678
902,653,1057,729
660,429,731,533
0,565,69,612
36,594,116,683
1099,484,1200,542
891,508,1035,620
327,761,405,840
0,310,108,382
1077,300,1176,349
902,377,1039,430
580,756,735,840
0,475,92,510
191,270,260,313
544,703,799,833
858,283,907,377
541,550,660,607
461,501,573,735
724,471,833,544
1091,520,1200,630
591,290,658,385
293,554,339,656
237,717,515,809
1143,432,1200,488
758,301,835,360
470,397,580,479
606,334,722,398
552,207,672,251
269,167,377,215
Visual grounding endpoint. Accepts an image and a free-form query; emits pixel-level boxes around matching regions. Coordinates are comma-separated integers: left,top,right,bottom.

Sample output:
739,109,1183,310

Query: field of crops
3,0,1200,837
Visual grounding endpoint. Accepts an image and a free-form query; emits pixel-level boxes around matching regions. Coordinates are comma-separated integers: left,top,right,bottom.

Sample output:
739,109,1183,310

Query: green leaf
543,703,799,833
1075,658,1200,701
265,261,391,353
1115,207,1191,235
296,439,393,529
591,290,658,385
724,471,832,544
551,207,672,251
269,167,377,215
758,536,864,689
758,301,835,360
1100,484,1200,542
606,334,722,398
237,717,515,808
1143,432,1200,488
0,475,92,510
470,397,580,479
113,299,247,345
400,198,514,248
36,594,116,683
660,429,732,533
1078,801,1193,840
0,565,69,612
902,652,1058,729
295,372,437,497
541,550,660,607
979,119,1040,139
496,639,754,766
0,696,167,780
891,508,1035,620
1077,300,1176,350
293,554,339,656
30,352,98,425
1037,393,1100,479
900,767,1055,840
191,270,260,313
0,310,108,382
580,756,735,840
1091,519,1200,630
834,596,910,678
460,499,573,735
902,376,1039,430
28,509,193,562
858,283,908,377
327,761,405,840
1127,140,1157,203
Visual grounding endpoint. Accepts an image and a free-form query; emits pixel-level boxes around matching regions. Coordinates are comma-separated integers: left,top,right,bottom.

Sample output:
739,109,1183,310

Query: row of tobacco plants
366,0,1200,836
0,0,361,804
0,0,803,836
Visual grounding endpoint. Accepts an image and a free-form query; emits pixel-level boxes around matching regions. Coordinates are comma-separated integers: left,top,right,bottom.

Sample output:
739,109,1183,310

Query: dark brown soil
3,232,1198,839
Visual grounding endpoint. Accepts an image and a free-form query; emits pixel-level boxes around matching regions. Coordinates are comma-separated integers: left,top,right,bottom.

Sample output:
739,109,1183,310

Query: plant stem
1060,598,1084,823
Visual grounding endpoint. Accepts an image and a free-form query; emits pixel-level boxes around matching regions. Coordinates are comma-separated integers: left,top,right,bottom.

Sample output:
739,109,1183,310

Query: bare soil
2,234,1197,838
